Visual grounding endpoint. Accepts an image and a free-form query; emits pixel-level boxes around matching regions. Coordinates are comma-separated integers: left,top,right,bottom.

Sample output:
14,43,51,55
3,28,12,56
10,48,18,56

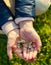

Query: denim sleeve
15,0,35,18
0,0,13,27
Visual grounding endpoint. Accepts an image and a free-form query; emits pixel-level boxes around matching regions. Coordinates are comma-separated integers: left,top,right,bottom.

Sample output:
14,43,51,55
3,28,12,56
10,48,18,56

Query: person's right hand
7,29,20,60
7,28,28,61
1,21,26,60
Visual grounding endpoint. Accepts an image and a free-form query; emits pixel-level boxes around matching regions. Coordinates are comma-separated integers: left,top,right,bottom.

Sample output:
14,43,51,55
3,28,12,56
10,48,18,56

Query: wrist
8,29,19,38
19,21,34,29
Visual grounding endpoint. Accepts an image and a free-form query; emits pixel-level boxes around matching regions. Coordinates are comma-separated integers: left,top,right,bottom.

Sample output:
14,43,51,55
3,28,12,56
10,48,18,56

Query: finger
13,43,26,60
35,38,42,52
17,42,23,57
23,44,27,59
13,48,22,57
7,36,17,60
26,48,30,60
29,31,42,52
27,43,37,61
26,47,33,60
32,50,37,59
29,51,33,60
32,29,42,48
25,48,30,60
23,44,33,61
13,48,26,60
22,43,33,61
12,42,23,58
37,38,42,48
7,46,12,60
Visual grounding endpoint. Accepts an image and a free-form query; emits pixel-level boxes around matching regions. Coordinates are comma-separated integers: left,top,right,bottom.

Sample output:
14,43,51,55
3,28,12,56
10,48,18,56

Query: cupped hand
19,21,42,62
7,29,25,60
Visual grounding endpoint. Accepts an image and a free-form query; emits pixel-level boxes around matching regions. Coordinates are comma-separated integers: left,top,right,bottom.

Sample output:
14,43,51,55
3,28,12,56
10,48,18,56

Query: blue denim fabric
0,0,12,27
15,0,35,18
0,0,35,28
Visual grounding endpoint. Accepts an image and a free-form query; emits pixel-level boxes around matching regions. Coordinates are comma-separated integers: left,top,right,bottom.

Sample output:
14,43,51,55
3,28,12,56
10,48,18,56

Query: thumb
7,38,16,60
7,45,13,60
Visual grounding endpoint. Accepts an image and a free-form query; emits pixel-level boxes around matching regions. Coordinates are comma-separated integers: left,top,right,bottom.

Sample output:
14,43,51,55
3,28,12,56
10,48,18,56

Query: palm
7,29,25,60
19,27,42,61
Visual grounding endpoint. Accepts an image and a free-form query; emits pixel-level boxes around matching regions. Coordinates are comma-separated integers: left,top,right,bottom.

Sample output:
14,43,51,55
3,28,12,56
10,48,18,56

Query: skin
7,21,42,62
7,29,26,60
19,21,42,61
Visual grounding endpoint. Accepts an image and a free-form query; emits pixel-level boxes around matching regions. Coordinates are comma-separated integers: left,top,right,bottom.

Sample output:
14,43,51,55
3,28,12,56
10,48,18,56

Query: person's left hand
19,21,42,62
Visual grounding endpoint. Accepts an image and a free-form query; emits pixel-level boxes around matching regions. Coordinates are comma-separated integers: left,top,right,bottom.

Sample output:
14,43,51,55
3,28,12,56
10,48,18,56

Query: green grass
0,6,51,65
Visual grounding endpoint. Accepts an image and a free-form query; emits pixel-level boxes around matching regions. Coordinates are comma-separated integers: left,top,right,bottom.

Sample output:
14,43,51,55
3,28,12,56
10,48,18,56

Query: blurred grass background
0,5,51,65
